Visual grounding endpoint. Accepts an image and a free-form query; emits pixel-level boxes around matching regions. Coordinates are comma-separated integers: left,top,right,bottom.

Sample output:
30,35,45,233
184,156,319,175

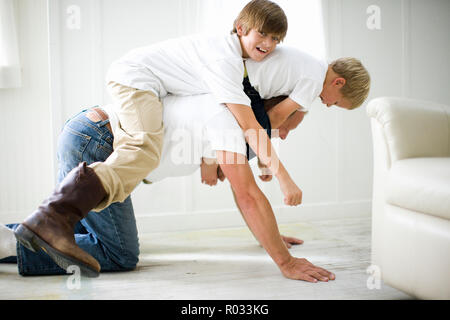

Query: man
0,90,335,283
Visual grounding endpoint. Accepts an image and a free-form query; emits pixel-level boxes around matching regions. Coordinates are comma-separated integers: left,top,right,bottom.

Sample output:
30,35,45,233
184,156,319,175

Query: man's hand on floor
279,257,336,283
281,235,303,248
259,234,303,249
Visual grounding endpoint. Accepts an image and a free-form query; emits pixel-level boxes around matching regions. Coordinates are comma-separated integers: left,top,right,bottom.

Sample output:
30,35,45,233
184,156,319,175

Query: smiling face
236,26,279,61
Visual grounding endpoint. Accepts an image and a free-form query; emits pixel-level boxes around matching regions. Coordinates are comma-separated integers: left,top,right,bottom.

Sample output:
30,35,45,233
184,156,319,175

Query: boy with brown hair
13,0,305,277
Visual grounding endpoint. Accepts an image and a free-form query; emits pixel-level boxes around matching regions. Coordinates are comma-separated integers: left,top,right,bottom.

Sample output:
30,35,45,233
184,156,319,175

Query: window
0,0,21,88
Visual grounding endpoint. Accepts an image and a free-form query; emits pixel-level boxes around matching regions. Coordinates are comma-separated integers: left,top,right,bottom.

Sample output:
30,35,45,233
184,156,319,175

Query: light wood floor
0,216,413,300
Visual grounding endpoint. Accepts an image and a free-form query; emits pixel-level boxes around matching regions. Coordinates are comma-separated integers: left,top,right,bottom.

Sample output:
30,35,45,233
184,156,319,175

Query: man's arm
225,103,301,206
230,185,303,248
217,150,335,282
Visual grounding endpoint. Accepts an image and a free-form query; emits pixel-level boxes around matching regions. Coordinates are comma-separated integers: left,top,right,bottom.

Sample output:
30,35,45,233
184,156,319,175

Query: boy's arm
265,97,303,129
286,110,306,129
217,150,334,282
225,103,302,206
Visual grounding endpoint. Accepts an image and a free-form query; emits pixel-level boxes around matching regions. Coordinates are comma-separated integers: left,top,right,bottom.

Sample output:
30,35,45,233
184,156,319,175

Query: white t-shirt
103,94,246,183
106,33,251,107
245,46,328,112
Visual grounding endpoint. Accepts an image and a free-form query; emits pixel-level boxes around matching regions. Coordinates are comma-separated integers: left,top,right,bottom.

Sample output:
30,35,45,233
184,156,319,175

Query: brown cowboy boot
14,161,106,277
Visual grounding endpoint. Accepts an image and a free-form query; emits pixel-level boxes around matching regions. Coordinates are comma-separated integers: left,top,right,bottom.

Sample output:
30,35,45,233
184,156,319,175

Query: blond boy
201,47,371,184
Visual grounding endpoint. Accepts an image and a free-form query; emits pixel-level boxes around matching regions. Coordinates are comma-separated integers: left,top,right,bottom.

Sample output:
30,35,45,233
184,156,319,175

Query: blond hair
232,0,288,42
331,57,371,109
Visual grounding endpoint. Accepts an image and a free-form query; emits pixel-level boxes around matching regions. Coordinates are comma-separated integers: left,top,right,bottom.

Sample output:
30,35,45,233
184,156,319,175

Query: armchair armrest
367,97,450,163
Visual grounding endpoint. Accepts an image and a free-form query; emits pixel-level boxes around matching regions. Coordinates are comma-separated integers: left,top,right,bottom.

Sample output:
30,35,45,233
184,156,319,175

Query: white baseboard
0,200,371,234
135,200,372,234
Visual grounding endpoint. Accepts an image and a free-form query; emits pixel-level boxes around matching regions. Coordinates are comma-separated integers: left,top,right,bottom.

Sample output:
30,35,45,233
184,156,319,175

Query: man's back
145,94,246,183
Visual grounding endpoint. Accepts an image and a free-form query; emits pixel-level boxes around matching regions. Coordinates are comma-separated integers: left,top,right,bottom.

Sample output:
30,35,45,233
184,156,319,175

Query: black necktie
242,76,272,160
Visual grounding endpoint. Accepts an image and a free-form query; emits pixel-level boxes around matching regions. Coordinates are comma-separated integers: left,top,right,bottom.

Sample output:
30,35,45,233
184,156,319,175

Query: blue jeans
1,108,140,275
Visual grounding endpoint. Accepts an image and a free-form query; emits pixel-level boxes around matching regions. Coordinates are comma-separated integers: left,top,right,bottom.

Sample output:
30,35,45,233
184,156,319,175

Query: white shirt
106,33,251,107
245,46,328,112
103,94,246,183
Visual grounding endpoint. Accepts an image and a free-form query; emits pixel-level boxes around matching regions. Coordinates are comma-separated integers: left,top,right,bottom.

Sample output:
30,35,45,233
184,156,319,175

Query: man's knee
120,255,139,271
114,247,140,271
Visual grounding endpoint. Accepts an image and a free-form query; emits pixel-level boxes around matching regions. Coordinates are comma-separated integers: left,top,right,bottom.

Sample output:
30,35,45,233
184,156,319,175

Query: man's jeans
0,109,140,275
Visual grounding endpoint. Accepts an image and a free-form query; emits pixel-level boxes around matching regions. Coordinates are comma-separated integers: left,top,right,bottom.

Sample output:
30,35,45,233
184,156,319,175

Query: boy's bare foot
0,224,16,259
217,165,226,182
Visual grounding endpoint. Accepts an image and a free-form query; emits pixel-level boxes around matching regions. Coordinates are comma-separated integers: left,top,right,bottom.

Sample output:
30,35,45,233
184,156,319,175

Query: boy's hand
279,257,336,282
258,159,273,182
201,159,219,186
259,173,272,182
277,172,303,206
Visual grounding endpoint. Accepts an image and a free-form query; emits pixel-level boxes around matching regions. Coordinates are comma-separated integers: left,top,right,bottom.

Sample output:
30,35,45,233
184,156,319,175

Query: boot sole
14,224,100,278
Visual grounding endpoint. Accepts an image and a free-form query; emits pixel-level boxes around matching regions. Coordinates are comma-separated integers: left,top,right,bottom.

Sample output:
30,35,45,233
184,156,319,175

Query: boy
13,0,303,277
200,45,371,184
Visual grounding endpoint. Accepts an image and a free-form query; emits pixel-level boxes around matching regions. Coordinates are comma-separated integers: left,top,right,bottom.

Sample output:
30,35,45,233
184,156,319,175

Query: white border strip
135,200,371,234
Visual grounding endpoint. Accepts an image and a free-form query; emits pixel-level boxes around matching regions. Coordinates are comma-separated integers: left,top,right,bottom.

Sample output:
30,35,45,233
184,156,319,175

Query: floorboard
0,216,413,300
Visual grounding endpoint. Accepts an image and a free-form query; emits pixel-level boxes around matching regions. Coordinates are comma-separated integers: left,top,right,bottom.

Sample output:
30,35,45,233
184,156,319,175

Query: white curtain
0,0,21,88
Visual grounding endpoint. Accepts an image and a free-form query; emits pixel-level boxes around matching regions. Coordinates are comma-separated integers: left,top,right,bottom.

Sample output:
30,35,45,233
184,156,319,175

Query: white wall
322,0,450,215
1,0,449,233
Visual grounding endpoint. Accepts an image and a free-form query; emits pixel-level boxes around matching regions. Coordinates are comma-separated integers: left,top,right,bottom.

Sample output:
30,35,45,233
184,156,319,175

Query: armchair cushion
387,157,450,220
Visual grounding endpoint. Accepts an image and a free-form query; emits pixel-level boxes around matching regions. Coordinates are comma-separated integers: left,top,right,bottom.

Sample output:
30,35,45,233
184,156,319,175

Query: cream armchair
367,97,450,300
